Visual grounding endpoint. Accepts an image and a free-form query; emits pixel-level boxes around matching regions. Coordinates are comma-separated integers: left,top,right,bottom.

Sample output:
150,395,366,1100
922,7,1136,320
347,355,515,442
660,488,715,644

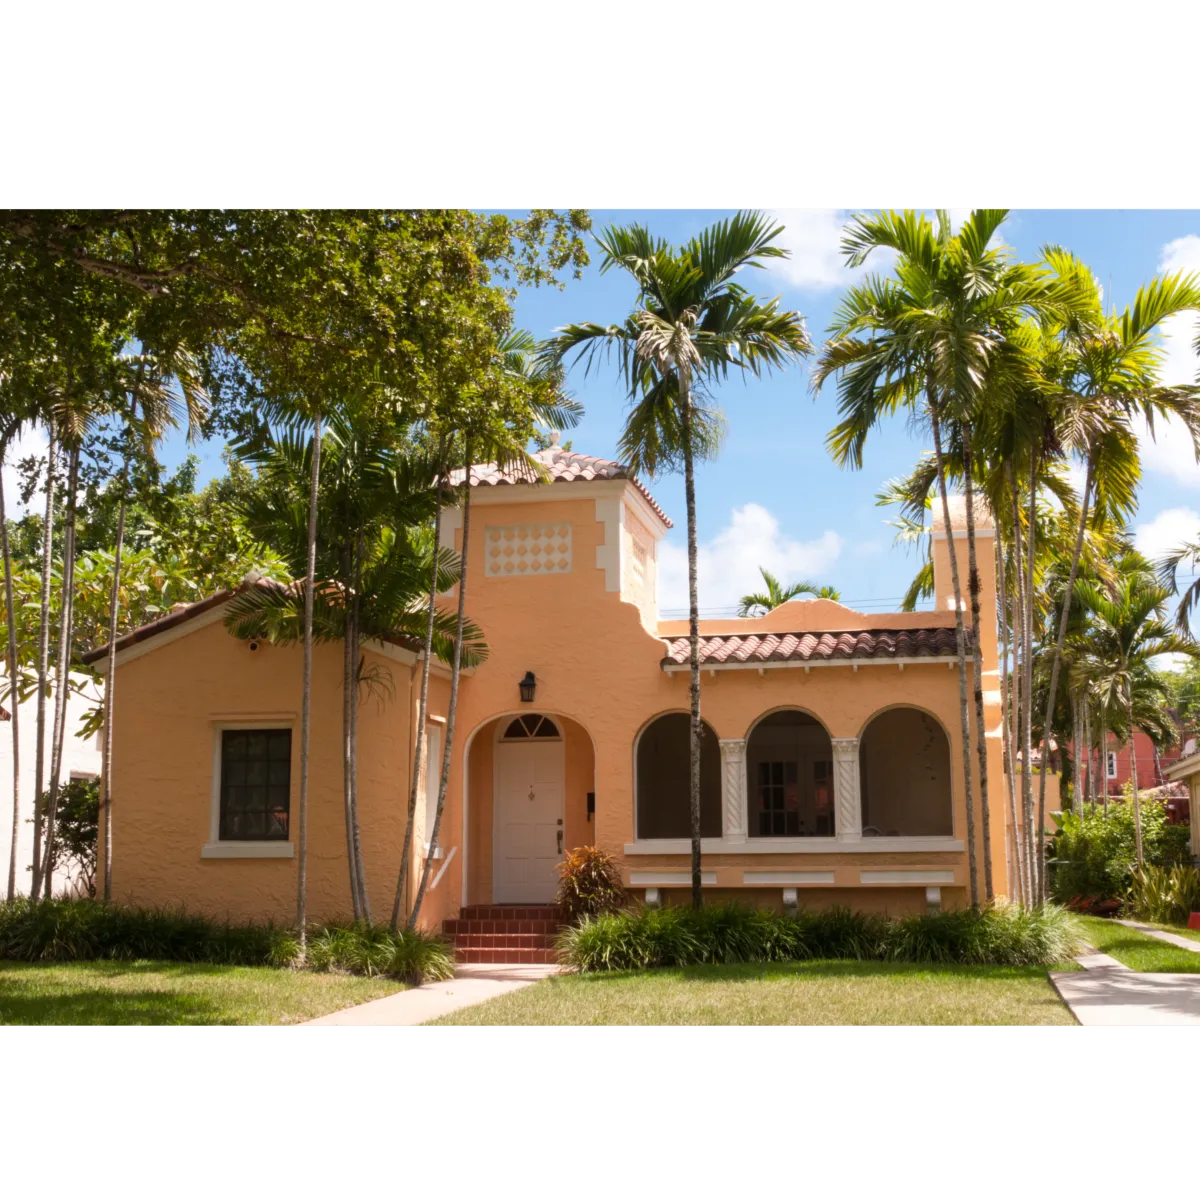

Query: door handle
557,829,564,855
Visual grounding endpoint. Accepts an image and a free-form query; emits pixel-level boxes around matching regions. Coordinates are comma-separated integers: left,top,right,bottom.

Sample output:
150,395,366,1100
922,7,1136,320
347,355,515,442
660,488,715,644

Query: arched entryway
858,707,953,836
493,713,565,903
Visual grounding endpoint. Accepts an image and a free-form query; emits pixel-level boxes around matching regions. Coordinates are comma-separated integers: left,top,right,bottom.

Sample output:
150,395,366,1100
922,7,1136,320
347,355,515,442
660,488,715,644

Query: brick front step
455,947,559,965
453,932,558,950
444,918,562,936
458,905,562,922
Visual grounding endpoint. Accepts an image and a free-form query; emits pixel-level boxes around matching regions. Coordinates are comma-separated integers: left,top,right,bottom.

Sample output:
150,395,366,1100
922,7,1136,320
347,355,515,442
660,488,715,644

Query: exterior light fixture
519,671,537,703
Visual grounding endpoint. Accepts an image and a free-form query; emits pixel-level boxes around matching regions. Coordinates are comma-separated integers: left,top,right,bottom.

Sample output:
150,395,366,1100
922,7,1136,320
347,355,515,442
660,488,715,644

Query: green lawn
1076,917,1200,973
1138,921,1200,945
430,961,1076,1025
0,960,407,1025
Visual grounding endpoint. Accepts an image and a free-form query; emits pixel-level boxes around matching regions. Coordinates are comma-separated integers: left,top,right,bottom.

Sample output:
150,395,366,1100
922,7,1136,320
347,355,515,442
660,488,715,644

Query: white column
719,738,747,843
831,737,862,842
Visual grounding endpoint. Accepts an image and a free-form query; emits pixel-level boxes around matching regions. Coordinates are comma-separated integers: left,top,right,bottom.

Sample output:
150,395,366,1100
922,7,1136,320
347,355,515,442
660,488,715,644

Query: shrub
1049,800,1192,903
0,899,453,983
555,845,628,922
1126,865,1200,926
557,901,1078,972
305,922,455,983
34,777,99,897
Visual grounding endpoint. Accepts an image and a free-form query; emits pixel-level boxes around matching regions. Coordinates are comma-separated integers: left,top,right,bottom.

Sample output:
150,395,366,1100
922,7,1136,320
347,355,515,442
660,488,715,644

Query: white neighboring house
0,671,104,898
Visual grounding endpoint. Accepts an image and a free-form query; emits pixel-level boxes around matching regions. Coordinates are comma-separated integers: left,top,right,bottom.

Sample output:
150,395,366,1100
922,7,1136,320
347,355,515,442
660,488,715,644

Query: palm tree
1077,555,1198,864
542,213,811,908
737,567,825,617
98,348,208,902
408,330,582,929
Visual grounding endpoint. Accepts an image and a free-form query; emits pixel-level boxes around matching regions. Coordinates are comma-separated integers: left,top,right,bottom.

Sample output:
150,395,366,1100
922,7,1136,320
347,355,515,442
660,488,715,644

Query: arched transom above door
500,713,562,741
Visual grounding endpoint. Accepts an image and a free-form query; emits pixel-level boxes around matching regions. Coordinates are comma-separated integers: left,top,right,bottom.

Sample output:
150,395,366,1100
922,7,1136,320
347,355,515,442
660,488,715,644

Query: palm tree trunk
295,414,322,958
961,431,993,902
1007,474,1029,901
350,531,370,922
996,536,1024,904
928,397,979,907
391,446,445,932
2,459,21,903
42,443,80,898
341,545,362,923
679,367,704,911
101,482,127,902
1036,457,1093,897
30,420,55,898
1100,702,1109,817
1021,459,1039,901
410,441,472,929
1127,682,1144,866
1083,695,1094,814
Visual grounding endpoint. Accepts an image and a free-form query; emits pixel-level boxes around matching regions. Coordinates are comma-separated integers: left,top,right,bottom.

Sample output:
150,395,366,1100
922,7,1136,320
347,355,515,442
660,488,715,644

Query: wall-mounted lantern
519,671,537,703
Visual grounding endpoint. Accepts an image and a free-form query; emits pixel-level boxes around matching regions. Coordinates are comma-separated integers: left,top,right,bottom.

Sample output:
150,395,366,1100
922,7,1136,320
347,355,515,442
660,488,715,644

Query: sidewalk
1050,951,1200,1026
1114,919,1200,954
303,963,557,1026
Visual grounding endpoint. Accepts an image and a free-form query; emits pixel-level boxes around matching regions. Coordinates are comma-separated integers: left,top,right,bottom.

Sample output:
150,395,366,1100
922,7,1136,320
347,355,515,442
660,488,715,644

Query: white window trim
206,719,296,860
623,836,964,855
1106,751,1118,780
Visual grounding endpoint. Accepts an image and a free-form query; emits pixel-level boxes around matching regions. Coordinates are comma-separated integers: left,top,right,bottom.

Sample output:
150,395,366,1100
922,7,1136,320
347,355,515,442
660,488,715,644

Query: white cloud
1134,413,1200,487
1157,235,1200,387
658,502,844,614
1133,506,1200,561
0,424,48,520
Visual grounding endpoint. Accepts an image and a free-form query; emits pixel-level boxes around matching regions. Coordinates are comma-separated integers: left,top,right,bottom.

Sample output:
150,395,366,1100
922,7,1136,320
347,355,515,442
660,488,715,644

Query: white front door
494,734,564,903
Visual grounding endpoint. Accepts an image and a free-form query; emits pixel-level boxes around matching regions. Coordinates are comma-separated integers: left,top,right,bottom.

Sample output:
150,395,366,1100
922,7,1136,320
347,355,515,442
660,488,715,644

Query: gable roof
78,578,423,667
452,443,672,528
661,626,966,671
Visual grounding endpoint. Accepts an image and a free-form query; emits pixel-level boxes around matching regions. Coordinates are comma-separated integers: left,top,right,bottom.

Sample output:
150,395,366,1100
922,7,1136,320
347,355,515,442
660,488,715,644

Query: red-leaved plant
555,845,629,923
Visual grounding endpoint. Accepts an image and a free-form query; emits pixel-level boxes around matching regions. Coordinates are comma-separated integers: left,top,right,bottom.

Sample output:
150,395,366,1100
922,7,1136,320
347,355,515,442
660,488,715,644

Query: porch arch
857,705,953,837
634,711,722,839
745,708,836,838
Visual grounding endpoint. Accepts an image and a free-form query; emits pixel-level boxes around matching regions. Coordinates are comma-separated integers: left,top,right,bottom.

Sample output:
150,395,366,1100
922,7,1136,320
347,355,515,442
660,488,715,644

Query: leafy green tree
542,213,811,909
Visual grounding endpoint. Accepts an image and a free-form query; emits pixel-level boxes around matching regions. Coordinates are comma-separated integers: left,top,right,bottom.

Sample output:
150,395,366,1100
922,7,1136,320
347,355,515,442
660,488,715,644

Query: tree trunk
1036,456,1093,899
961,431,993,902
350,531,370,922
341,544,362,923
2,458,21,902
1100,703,1109,817
30,420,55,898
679,366,704,911
391,446,445,932
1083,695,1094,815
42,443,81,898
296,414,322,958
101,484,127,902
1127,683,1144,866
1008,482,1029,905
928,397,979,907
410,440,472,929
1021,459,1039,901
996,536,1024,904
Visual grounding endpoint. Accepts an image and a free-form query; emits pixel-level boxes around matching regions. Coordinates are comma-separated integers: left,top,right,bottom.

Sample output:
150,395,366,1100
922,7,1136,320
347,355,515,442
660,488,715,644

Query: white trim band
859,868,955,884
623,837,964,855
742,870,835,885
630,871,718,886
201,842,294,859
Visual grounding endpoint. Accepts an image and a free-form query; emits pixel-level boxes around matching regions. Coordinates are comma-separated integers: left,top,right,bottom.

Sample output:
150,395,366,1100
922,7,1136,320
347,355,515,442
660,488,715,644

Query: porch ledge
201,841,295,859
623,837,964,856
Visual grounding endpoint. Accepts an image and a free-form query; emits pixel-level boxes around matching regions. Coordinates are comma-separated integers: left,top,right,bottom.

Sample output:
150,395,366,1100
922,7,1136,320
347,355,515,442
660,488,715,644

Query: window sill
201,842,295,859
623,837,964,855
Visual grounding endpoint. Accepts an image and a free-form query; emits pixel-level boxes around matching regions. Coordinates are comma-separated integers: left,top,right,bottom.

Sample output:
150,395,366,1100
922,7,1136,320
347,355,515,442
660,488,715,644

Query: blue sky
22,209,1199,618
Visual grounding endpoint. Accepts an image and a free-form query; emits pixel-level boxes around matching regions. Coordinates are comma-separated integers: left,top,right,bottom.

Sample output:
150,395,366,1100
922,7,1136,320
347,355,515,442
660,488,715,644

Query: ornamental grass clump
304,922,455,983
557,901,1079,972
1126,865,1200,926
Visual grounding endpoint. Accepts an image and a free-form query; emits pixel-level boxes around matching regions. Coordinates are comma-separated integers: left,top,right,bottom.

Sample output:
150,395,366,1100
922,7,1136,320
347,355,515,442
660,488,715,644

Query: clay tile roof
0,704,9,721
661,626,966,669
450,443,672,528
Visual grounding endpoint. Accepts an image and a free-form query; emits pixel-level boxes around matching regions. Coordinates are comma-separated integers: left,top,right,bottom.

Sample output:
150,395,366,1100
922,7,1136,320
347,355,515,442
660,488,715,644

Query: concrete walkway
1115,919,1200,954
303,963,558,1026
1051,949,1200,1026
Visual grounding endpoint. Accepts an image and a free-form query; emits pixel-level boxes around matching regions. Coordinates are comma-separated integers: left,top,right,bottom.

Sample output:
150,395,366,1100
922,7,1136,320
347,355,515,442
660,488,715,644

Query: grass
1075,916,1200,973
1137,920,1200,945
0,959,407,1025
430,961,1076,1026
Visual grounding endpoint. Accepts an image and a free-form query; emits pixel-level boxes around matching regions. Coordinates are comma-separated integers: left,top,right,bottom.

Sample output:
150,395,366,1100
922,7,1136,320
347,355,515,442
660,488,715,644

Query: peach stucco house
84,442,1012,950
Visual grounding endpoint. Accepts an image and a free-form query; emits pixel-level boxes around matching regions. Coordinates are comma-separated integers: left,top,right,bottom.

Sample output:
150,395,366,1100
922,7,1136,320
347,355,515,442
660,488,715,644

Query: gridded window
757,761,800,836
220,729,292,841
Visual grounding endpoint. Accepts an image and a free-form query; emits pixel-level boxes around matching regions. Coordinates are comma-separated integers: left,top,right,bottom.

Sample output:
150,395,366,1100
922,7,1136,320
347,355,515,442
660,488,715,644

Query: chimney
930,494,997,669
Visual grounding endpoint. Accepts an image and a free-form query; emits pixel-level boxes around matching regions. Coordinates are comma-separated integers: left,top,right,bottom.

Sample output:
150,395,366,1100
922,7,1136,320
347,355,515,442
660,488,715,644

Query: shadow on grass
562,960,1065,985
